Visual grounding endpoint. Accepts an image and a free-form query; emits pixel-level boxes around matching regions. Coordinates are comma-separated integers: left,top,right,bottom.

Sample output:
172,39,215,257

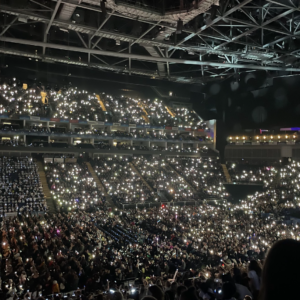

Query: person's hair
179,288,198,300
248,260,262,277
109,291,123,300
183,279,193,288
222,282,236,299
170,282,177,293
148,285,164,300
199,282,209,294
259,239,300,300
165,290,175,300
142,297,157,300
176,286,187,298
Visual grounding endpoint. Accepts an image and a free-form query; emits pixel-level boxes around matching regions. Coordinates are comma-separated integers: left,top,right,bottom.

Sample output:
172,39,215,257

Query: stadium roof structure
1,0,300,85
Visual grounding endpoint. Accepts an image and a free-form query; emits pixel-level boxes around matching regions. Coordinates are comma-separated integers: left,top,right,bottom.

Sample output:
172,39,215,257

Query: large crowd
45,162,106,211
1,197,300,300
0,79,206,129
2,154,300,300
0,157,46,215
90,157,155,205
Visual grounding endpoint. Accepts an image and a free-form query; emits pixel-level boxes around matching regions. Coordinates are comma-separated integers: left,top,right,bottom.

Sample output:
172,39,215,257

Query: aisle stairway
138,101,149,115
142,114,150,123
165,162,197,193
85,162,115,208
221,164,232,183
96,94,107,111
165,106,176,117
129,162,154,193
36,161,56,213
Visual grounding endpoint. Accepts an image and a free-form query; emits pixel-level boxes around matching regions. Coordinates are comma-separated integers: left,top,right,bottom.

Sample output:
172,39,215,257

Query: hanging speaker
72,9,85,23
176,19,183,34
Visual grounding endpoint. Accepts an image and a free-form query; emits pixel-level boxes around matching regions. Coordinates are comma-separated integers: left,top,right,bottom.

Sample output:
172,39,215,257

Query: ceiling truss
0,0,300,84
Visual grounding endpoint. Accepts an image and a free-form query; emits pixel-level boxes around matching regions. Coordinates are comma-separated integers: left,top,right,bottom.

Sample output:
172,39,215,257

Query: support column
23,135,26,144
46,121,49,130
90,138,94,145
68,137,73,145
23,120,26,127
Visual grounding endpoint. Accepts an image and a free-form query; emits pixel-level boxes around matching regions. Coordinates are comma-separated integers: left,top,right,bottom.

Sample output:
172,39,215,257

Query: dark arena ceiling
1,0,300,85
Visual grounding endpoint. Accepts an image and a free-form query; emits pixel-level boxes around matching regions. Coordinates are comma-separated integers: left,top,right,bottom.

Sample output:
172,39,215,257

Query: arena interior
1,1,300,300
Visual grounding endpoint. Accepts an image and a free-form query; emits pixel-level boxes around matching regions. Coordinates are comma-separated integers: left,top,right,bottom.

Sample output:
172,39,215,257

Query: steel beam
157,46,165,58
76,32,108,65
213,7,295,51
238,6,259,25
53,0,293,40
222,16,293,37
91,53,109,65
88,35,91,64
211,27,231,41
0,6,179,51
90,11,114,44
197,35,213,49
165,48,170,78
76,31,87,48
214,27,257,50
0,46,159,78
169,49,176,58
43,0,61,55
30,0,53,11
0,20,42,28
91,36,103,50
129,45,131,75
263,32,300,48
175,0,253,47
262,8,294,26
2,36,300,72
200,55,204,76
0,16,17,36
48,0,297,55
0,4,294,56
130,20,161,47
45,0,61,35
112,59,128,66
266,0,298,10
